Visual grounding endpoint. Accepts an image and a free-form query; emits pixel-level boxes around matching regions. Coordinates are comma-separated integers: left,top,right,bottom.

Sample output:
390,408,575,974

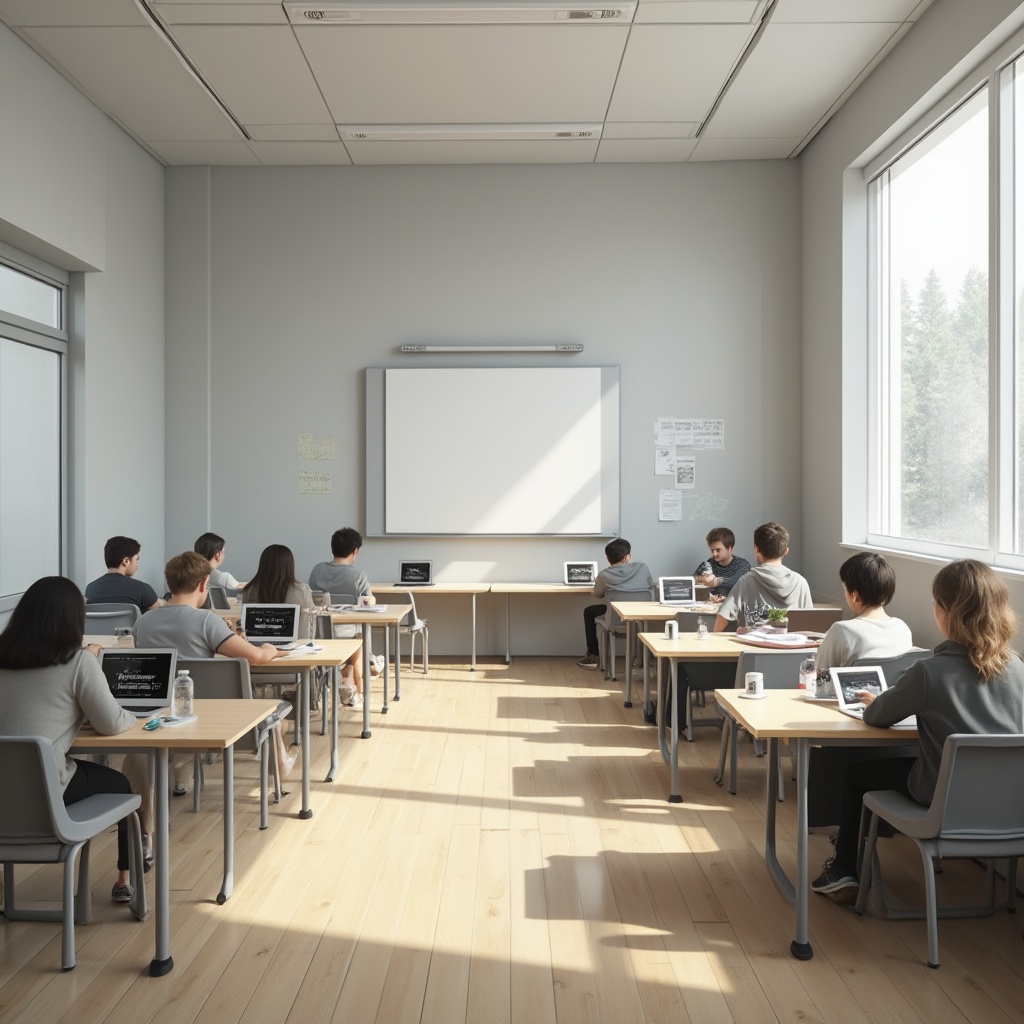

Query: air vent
284,2,636,25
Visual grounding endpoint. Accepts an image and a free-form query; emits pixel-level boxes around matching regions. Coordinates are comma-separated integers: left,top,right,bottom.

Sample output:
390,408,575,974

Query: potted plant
766,608,789,633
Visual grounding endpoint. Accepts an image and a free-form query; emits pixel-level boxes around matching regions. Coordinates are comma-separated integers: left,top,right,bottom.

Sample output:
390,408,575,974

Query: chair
84,602,141,622
0,736,145,971
853,648,932,679
854,734,1024,968
84,608,138,632
786,607,842,633
397,590,428,675
596,587,651,682
176,658,292,828
329,592,360,639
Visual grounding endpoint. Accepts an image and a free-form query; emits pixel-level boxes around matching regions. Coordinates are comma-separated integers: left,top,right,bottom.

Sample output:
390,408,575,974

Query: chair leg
423,628,429,676
126,811,147,921
62,843,85,971
854,811,879,916
75,839,92,925
714,717,730,786
259,735,270,829
918,842,941,968
192,753,202,814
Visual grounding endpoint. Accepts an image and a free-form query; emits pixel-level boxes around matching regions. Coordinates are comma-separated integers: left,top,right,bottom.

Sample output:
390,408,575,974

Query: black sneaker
576,653,599,669
811,856,858,900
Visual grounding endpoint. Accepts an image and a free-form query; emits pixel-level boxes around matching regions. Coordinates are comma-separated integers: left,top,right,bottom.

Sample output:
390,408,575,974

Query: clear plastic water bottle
697,616,708,640
173,669,194,718
799,657,816,692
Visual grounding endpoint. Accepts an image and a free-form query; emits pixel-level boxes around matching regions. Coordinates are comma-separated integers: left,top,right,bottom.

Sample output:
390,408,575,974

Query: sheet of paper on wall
674,455,696,489
297,432,336,461
659,489,683,521
654,417,724,450
655,445,675,475
299,470,332,495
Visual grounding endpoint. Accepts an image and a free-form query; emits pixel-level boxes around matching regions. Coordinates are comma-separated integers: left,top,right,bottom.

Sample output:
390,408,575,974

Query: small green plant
766,608,789,626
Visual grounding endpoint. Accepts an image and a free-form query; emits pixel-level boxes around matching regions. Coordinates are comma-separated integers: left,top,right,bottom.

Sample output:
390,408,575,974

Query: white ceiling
0,0,935,166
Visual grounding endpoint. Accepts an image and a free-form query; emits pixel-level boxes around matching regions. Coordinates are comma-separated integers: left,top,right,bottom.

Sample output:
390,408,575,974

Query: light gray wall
0,23,166,601
800,0,1024,648
166,161,801,654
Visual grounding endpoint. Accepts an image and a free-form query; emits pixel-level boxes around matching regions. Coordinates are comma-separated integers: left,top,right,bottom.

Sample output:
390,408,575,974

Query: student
714,522,812,631
195,531,246,591
135,551,288,793
0,577,139,903
693,526,751,602
577,538,654,670
812,559,1024,903
309,527,384,676
85,536,164,612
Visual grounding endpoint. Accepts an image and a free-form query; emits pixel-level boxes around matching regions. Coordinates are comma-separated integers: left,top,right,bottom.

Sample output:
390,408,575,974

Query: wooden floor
3,658,1023,1023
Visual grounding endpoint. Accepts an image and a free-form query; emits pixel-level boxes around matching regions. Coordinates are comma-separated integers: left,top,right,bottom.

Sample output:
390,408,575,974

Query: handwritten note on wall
297,433,336,461
299,471,332,495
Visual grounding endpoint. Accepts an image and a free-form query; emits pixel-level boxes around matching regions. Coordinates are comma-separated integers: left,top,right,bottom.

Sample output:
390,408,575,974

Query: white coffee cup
358,594,373,608
745,671,764,697
664,620,678,640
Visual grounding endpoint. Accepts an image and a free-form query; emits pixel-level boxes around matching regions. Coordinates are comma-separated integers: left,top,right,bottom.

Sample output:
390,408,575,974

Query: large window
0,251,67,604
866,40,1024,568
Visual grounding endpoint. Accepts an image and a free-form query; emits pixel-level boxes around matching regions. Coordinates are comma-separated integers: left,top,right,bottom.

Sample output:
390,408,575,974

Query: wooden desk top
371,583,490,595
328,604,412,626
85,637,361,667
638,631,744,659
611,600,719,621
489,582,595,594
715,689,919,742
70,699,282,751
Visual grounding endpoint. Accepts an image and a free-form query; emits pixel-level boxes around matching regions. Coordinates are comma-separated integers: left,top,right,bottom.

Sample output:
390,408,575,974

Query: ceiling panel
596,138,698,161
147,139,260,163
24,26,242,140
0,0,146,26
248,141,353,164
346,140,600,165
634,1,759,25
773,0,930,22
602,122,696,139
689,136,799,160
607,24,753,122
295,25,630,124
246,123,340,141
154,3,288,25
169,26,333,125
704,21,900,138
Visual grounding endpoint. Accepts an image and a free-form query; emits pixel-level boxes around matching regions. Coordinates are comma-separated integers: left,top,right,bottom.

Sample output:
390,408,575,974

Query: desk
489,583,595,663
329,605,412,739
715,689,919,961
372,583,489,669
71,698,280,976
638,632,743,802
611,601,719,711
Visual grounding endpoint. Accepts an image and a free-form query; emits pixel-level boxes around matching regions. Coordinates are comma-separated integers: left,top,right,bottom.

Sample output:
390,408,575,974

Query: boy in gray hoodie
577,538,654,669
714,522,812,631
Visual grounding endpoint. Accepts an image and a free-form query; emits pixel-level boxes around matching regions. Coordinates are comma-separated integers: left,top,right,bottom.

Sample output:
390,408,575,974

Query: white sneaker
345,693,363,708
339,681,357,705
372,654,385,672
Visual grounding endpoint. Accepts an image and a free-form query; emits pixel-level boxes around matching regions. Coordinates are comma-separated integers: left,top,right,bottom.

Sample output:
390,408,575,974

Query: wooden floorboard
3,657,1023,1023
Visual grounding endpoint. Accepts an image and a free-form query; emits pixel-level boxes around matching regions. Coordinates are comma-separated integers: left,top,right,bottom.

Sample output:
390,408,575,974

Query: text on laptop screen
564,562,597,585
101,650,175,700
244,605,297,638
660,577,695,603
400,561,432,584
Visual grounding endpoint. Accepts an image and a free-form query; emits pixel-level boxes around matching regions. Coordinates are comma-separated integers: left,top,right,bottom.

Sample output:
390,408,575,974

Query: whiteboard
366,366,619,536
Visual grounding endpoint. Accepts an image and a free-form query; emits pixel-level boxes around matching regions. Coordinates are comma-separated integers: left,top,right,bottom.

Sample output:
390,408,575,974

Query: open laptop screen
99,648,177,704
243,603,299,641
563,561,597,586
399,560,433,585
658,576,696,604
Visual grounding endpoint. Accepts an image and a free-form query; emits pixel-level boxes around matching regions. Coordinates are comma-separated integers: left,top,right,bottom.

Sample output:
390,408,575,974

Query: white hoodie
717,563,812,625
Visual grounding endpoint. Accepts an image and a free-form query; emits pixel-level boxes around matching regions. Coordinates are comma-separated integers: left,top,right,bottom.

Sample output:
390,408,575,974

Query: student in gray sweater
0,577,138,903
812,559,1024,903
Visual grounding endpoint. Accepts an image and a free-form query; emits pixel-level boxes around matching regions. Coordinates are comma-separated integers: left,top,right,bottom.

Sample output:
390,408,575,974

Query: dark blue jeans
583,604,606,655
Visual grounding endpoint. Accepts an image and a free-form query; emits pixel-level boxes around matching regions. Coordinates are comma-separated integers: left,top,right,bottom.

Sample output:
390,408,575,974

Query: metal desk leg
623,623,633,708
382,625,391,713
218,745,234,903
326,665,339,782
642,643,656,724
361,623,372,739
392,623,401,702
298,667,312,819
655,657,683,803
149,747,173,976
471,593,477,670
505,594,511,664
668,657,682,802
763,737,795,902
792,737,812,959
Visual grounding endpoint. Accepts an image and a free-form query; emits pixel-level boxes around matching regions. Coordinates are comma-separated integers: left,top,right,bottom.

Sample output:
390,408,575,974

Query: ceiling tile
147,139,260,163
249,141,353,164
602,122,696,139
24,26,240,141
596,138,698,161
607,24,753,121
0,0,147,26
295,25,629,123
772,0,924,21
154,3,288,25
689,136,799,159
346,140,600,165
704,21,900,138
246,123,339,141
634,1,759,25
170,26,333,124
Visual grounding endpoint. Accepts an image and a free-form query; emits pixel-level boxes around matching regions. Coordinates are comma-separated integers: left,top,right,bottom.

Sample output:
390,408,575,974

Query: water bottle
697,616,708,640
173,669,194,718
799,657,816,692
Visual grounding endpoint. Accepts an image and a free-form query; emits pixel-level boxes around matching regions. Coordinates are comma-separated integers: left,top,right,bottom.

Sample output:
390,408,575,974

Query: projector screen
366,366,619,536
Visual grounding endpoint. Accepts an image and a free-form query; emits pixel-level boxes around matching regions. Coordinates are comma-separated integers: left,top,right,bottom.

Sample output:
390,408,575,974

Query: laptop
563,561,597,586
830,665,916,726
658,576,697,606
208,585,231,610
397,559,433,586
242,603,302,647
99,648,177,717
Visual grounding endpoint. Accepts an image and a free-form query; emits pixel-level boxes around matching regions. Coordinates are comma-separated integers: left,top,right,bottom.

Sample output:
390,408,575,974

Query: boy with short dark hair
693,526,750,601
85,535,164,612
714,522,811,631
577,538,653,669
194,531,246,591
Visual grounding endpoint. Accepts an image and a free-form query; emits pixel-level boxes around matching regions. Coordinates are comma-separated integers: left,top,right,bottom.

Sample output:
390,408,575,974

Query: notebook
99,648,177,717
830,665,916,727
242,603,302,647
563,561,597,586
397,559,433,586
658,576,697,606
208,585,231,610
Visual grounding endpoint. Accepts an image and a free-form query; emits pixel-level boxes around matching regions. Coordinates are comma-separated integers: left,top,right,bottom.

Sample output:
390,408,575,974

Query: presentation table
489,582,596,662
329,604,412,738
371,583,489,669
714,689,919,962
71,698,281,976
610,600,719,711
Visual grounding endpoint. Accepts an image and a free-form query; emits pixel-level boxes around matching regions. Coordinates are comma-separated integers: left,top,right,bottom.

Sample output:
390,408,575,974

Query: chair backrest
0,736,75,845
314,613,334,640
925,734,1024,840
85,602,141,622
853,647,931,684
176,658,258,753
329,592,358,607
84,609,138,631
786,607,842,633
396,590,423,629
329,594,360,638
603,586,655,630
732,649,809,689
